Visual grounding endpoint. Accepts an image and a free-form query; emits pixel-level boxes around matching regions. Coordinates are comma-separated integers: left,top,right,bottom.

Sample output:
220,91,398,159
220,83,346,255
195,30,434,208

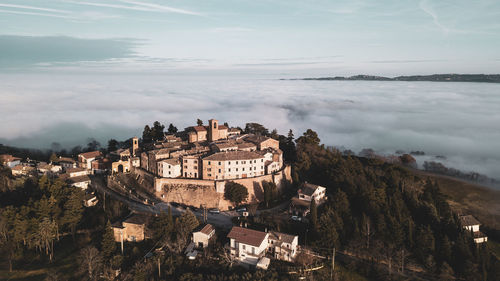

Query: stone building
157,158,181,178
202,151,266,180
112,214,150,242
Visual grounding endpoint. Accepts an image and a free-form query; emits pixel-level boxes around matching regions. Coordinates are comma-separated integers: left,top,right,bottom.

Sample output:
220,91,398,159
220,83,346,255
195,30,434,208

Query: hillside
414,170,500,229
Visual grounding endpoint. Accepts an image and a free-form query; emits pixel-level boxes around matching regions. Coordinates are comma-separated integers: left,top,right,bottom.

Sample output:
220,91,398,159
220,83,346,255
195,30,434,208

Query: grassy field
413,170,500,229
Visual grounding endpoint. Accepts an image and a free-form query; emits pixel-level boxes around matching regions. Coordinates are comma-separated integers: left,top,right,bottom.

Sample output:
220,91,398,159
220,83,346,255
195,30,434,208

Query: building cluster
110,211,299,269
139,119,283,181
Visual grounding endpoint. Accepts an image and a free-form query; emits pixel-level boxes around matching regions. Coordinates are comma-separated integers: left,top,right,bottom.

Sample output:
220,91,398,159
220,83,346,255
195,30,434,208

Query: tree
142,125,152,143
107,139,119,152
224,182,248,206
37,217,58,262
244,123,269,136
49,153,58,163
86,139,101,152
151,121,165,141
196,119,203,126
310,199,318,231
263,181,272,208
101,221,116,259
179,210,199,234
296,129,320,146
62,188,84,240
79,246,102,281
167,123,178,134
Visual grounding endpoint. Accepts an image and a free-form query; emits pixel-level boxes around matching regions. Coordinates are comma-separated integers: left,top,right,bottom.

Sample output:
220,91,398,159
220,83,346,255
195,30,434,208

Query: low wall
153,165,292,210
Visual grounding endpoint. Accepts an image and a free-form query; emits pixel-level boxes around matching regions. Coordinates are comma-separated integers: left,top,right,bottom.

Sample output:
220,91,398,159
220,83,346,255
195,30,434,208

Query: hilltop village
0,119,496,280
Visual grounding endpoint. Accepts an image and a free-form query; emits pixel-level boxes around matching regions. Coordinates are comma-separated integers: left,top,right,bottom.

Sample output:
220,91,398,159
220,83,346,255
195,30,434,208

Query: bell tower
208,119,219,141
132,137,139,157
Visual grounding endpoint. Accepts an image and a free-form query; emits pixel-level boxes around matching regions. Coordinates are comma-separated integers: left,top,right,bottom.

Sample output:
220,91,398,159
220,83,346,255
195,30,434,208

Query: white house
297,182,327,204
11,165,35,177
0,154,21,168
83,193,99,207
157,158,181,178
192,224,215,248
227,226,269,266
459,215,488,244
268,231,299,262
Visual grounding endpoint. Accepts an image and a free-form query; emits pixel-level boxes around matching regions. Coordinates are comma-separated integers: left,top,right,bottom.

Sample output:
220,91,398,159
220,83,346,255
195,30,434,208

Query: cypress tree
101,221,116,259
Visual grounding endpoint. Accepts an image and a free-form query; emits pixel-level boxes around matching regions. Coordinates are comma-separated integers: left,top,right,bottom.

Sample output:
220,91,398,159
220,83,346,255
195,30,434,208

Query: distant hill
289,74,500,83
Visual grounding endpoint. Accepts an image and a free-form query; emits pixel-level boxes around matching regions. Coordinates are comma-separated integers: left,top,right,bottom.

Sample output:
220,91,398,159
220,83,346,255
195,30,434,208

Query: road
91,175,235,229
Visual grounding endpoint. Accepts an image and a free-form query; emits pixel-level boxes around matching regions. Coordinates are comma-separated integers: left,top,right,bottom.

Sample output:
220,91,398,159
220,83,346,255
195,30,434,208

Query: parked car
209,208,220,214
291,215,302,221
236,207,247,212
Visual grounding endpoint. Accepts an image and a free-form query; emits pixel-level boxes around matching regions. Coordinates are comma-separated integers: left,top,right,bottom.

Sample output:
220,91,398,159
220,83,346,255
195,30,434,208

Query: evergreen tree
167,123,178,134
62,189,84,240
142,125,152,143
196,119,203,126
224,182,248,206
107,139,119,152
101,221,116,259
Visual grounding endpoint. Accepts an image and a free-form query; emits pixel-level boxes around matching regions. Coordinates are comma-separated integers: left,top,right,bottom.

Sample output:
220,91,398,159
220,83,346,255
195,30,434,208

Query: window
254,167,256,170
242,161,246,164
208,168,211,172
184,160,188,163
194,160,198,164
208,161,211,165
218,169,221,173
228,161,231,165
236,161,238,164
242,168,245,171
228,168,231,172
242,245,246,250
218,161,221,165
254,160,256,163
261,159,263,162
194,166,197,169
184,165,188,169
208,173,211,177
168,171,171,175
236,168,238,171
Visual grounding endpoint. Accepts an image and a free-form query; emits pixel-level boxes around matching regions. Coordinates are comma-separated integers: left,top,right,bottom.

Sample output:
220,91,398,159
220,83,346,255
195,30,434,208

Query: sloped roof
193,126,207,132
68,175,91,183
0,154,21,163
298,183,323,196
195,224,214,235
227,226,267,247
79,151,102,159
203,151,263,161
268,231,297,244
66,167,86,174
460,215,480,226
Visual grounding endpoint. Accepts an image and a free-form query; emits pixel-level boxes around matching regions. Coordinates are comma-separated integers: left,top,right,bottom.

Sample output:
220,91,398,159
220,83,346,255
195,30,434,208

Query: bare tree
79,246,103,281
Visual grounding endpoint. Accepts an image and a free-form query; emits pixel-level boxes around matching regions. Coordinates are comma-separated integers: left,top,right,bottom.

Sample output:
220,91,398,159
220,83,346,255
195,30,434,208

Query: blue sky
1,0,499,75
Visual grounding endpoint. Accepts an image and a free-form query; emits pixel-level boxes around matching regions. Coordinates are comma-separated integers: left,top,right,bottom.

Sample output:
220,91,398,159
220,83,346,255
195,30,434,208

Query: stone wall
153,165,292,210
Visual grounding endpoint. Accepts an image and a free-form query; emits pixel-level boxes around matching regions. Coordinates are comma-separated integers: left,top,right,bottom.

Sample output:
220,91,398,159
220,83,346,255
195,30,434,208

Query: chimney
265,227,268,233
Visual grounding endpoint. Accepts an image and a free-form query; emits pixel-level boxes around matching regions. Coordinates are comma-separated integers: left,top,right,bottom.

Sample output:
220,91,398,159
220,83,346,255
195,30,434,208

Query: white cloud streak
0,8,74,19
0,3,71,14
73,0,200,16
118,0,201,16
419,0,449,34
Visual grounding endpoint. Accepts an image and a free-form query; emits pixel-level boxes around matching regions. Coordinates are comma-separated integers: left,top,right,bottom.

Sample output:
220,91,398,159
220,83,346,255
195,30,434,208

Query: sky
1,0,500,75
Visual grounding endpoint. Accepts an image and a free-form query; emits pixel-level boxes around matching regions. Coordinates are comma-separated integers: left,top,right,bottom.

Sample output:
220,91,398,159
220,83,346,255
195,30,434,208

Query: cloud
209,27,254,33
73,0,201,16
0,35,140,68
1,72,499,181
0,8,74,19
419,0,450,34
370,59,446,64
0,3,70,14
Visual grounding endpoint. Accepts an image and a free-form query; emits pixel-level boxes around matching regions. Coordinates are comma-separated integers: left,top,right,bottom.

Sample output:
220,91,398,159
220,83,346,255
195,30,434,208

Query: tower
132,137,139,157
208,119,219,142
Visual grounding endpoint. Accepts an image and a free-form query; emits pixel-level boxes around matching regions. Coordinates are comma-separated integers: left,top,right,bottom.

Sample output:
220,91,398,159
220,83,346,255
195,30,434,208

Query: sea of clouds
0,72,499,179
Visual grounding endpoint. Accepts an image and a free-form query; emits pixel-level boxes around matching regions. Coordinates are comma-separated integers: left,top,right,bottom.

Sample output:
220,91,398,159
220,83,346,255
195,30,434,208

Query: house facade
459,215,488,243
192,224,215,248
227,226,269,266
268,231,299,262
0,154,21,168
78,151,102,170
113,214,150,242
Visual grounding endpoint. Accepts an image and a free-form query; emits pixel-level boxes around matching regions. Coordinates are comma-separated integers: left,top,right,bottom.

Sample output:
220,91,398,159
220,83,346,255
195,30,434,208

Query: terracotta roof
214,141,238,149
203,151,264,161
159,158,180,166
237,142,256,149
197,224,214,235
298,183,323,196
227,226,268,247
58,157,75,163
0,154,21,163
268,231,297,244
218,125,228,130
460,215,481,226
193,126,207,132
79,151,102,159
66,167,86,174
